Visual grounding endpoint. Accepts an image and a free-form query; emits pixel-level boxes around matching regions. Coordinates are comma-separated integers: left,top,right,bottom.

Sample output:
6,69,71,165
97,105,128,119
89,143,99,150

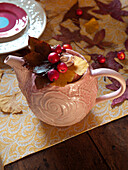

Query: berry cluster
47,44,72,82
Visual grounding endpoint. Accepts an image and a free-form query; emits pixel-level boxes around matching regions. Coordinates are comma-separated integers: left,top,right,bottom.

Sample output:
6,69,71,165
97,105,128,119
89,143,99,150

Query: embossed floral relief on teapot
4,37,126,127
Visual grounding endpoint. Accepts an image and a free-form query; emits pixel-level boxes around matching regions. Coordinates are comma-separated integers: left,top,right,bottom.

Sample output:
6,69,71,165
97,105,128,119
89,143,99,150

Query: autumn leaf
124,38,128,51
35,74,51,89
24,52,44,67
24,37,51,67
114,52,128,70
83,55,91,62
93,0,128,22
105,51,123,71
85,29,114,50
28,36,51,57
53,26,82,44
62,2,98,27
106,77,120,91
84,18,99,34
93,29,105,44
54,26,113,50
51,69,75,87
60,19,80,32
99,41,115,48
91,54,106,69
0,92,22,114
11,47,30,57
91,51,123,71
106,78,128,107
69,56,89,75
53,26,94,45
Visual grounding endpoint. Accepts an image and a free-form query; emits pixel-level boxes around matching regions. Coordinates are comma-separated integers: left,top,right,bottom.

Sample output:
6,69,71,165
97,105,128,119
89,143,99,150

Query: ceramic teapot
4,49,126,127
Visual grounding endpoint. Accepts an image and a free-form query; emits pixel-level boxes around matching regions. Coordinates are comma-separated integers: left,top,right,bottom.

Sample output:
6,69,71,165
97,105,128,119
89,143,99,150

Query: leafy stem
73,41,90,55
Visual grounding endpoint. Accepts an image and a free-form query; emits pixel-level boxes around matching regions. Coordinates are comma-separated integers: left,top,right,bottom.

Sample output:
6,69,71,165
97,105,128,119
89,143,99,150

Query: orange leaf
84,18,99,34
51,69,75,87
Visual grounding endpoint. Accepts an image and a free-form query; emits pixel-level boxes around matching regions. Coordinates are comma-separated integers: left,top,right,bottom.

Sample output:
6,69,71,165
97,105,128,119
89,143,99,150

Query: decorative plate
0,2,28,38
0,0,46,54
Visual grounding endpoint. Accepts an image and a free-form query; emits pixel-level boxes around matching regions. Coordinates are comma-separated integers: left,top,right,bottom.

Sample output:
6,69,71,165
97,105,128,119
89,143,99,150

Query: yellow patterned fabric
0,0,128,166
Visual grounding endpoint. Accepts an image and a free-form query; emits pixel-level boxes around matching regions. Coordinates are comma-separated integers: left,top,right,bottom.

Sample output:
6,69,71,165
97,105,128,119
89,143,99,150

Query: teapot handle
90,68,126,105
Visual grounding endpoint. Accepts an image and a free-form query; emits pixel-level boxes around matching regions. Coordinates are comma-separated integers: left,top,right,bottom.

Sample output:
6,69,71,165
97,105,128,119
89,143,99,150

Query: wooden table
4,115,128,170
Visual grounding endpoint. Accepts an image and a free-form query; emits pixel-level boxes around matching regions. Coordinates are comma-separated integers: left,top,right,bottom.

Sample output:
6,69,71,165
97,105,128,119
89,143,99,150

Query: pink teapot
4,49,126,127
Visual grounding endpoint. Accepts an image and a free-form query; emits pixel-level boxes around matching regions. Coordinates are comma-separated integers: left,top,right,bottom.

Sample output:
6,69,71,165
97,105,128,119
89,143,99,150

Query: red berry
117,51,125,60
47,69,59,81
62,44,72,50
48,52,60,64
51,45,62,54
76,9,83,16
55,44,62,54
57,62,68,73
97,55,106,63
51,46,55,52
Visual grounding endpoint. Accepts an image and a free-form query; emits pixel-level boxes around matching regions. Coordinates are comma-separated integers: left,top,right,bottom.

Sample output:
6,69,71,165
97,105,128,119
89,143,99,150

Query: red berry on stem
76,9,83,16
48,52,60,64
57,62,68,73
62,44,72,50
51,46,55,52
47,69,59,81
97,55,106,63
51,45,62,54
55,44,62,54
117,51,125,60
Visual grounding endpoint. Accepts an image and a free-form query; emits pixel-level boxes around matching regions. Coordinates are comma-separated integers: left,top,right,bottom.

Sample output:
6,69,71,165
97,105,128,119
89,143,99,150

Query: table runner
0,0,128,166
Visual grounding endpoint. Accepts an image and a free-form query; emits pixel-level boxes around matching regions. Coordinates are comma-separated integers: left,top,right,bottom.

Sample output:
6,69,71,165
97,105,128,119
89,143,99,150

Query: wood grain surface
4,115,128,170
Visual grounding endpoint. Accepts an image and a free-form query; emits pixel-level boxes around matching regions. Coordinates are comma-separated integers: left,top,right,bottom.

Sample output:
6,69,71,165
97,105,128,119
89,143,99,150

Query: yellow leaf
84,18,99,34
114,53,128,70
83,54,91,62
70,56,89,75
0,92,22,114
51,69,75,87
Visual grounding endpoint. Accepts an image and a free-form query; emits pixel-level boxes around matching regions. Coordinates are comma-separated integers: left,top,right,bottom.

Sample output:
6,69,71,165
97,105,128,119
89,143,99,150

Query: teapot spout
4,55,32,92
4,55,25,69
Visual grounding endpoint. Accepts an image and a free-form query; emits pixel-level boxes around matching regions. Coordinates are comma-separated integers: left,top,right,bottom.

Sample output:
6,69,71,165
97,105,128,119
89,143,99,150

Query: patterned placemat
0,0,128,166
